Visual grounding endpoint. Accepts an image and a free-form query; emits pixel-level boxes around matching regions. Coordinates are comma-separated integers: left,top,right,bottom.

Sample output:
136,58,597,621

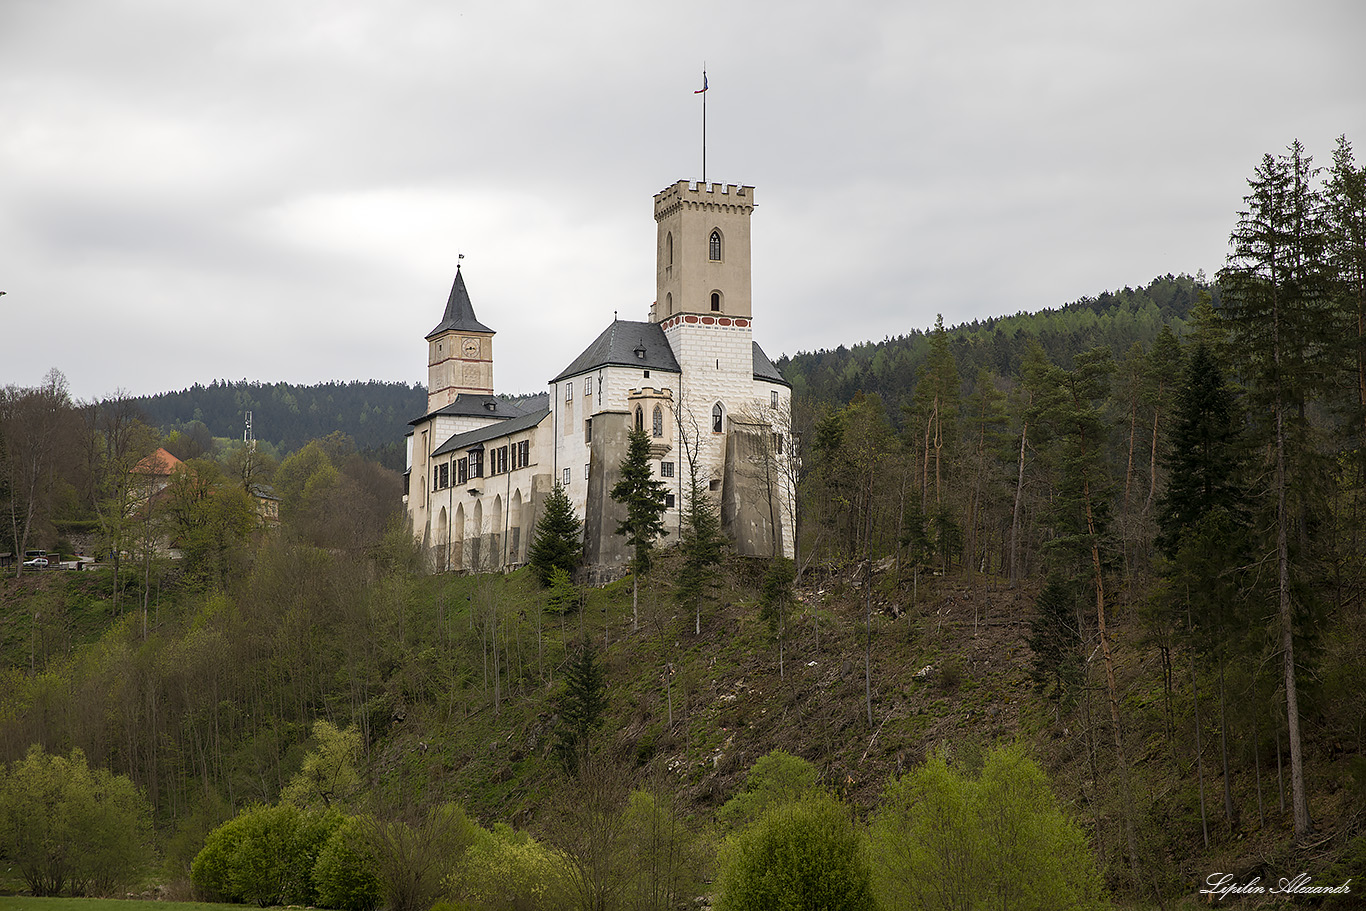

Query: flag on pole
694,71,708,94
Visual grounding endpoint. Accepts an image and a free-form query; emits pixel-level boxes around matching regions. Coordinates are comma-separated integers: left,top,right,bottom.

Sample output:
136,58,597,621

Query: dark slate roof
432,408,550,457
550,320,681,383
426,268,494,339
409,394,531,426
752,342,790,387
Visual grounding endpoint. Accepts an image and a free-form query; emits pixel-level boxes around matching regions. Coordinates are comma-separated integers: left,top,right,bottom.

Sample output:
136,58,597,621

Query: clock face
462,338,480,357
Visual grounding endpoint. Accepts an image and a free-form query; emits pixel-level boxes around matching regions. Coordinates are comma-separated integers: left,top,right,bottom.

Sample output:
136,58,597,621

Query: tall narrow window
709,230,722,261
667,233,673,266
711,292,721,312
652,405,664,438
635,406,644,432
712,402,724,434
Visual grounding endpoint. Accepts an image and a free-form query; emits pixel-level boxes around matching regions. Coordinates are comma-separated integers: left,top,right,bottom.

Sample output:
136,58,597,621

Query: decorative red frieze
685,315,698,323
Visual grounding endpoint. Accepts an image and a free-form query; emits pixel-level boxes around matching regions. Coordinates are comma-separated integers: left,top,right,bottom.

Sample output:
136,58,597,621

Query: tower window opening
635,406,644,432
709,230,722,262
652,405,663,438
711,292,721,312
712,402,724,434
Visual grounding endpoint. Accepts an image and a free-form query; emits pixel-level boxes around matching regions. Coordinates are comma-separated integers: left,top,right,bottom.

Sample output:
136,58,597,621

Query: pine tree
1219,140,1340,838
676,472,724,636
553,639,608,775
611,426,669,631
1027,576,1084,722
528,483,582,587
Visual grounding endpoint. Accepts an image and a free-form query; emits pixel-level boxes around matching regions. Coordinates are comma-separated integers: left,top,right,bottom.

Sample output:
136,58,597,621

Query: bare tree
1,370,77,576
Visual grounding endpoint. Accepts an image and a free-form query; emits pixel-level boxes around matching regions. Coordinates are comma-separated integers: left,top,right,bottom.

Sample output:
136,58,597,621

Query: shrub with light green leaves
191,801,343,906
870,744,1107,911
313,814,383,911
715,794,875,911
0,745,152,896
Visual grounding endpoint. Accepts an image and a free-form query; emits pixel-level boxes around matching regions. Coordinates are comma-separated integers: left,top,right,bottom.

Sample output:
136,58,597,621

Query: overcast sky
3,0,1361,403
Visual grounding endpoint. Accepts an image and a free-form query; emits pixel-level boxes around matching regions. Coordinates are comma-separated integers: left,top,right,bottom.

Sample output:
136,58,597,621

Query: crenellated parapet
654,181,756,221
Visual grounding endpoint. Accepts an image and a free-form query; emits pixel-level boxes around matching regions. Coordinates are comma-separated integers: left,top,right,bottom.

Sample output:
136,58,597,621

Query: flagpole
695,66,708,184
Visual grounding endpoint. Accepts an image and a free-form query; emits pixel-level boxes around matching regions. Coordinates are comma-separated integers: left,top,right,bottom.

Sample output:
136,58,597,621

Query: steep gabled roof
550,319,681,383
752,342,790,387
432,408,551,457
133,447,183,476
409,393,532,427
426,267,494,339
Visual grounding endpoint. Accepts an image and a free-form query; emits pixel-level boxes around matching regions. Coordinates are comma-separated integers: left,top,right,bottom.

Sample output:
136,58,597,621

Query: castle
404,180,795,580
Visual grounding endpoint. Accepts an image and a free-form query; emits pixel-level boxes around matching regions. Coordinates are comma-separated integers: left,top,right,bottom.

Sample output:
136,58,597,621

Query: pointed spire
426,265,494,339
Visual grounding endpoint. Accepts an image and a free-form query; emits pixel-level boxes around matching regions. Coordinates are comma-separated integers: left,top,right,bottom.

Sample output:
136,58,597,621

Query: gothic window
652,405,663,438
711,292,721,312
712,402,724,434
709,229,722,262
635,406,644,432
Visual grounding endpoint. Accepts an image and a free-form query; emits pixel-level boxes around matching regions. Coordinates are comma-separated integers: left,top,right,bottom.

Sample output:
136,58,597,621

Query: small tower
426,267,495,412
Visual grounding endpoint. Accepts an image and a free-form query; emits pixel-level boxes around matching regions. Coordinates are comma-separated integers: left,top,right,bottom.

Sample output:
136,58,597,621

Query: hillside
131,379,427,463
777,273,1214,418
4,542,1358,906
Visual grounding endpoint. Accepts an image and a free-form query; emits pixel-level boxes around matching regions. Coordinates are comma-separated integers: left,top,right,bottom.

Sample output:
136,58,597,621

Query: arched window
710,291,721,312
635,406,644,432
666,291,673,314
709,230,722,262
666,232,673,266
652,405,664,438
712,402,724,434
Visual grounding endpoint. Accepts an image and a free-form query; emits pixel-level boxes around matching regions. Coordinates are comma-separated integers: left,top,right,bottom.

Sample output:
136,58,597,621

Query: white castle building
404,180,795,580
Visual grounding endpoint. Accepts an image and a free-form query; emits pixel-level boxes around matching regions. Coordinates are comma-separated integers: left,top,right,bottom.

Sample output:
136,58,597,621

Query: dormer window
709,230,722,262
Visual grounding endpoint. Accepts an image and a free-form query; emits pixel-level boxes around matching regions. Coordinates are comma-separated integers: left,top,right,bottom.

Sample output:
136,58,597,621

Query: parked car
23,557,48,569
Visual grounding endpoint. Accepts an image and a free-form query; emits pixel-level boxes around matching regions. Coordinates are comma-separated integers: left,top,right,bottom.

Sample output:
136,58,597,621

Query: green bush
0,745,153,896
869,744,1107,911
717,749,818,830
715,794,875,911
460,821,568,911
190,802,343,906
313,815,383,911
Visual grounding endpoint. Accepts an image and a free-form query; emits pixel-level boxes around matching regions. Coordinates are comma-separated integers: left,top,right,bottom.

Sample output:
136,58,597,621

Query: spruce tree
1220,140,1339,838
611,426,669,631
676,471,724,635
553,639,607,775
528,483,582,586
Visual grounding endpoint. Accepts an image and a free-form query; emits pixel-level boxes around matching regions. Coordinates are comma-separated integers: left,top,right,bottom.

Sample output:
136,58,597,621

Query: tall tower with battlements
652,181,754,322
652,182,757,433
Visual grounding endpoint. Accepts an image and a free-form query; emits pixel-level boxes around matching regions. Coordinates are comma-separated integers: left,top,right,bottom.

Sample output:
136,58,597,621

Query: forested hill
133,379,427,455
777,273,1216,415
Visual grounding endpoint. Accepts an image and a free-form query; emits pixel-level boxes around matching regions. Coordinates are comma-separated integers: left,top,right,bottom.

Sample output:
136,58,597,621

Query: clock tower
425,266,495,411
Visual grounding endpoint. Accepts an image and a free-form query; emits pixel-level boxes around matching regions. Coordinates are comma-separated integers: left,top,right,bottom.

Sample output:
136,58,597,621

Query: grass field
0,900,241,911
